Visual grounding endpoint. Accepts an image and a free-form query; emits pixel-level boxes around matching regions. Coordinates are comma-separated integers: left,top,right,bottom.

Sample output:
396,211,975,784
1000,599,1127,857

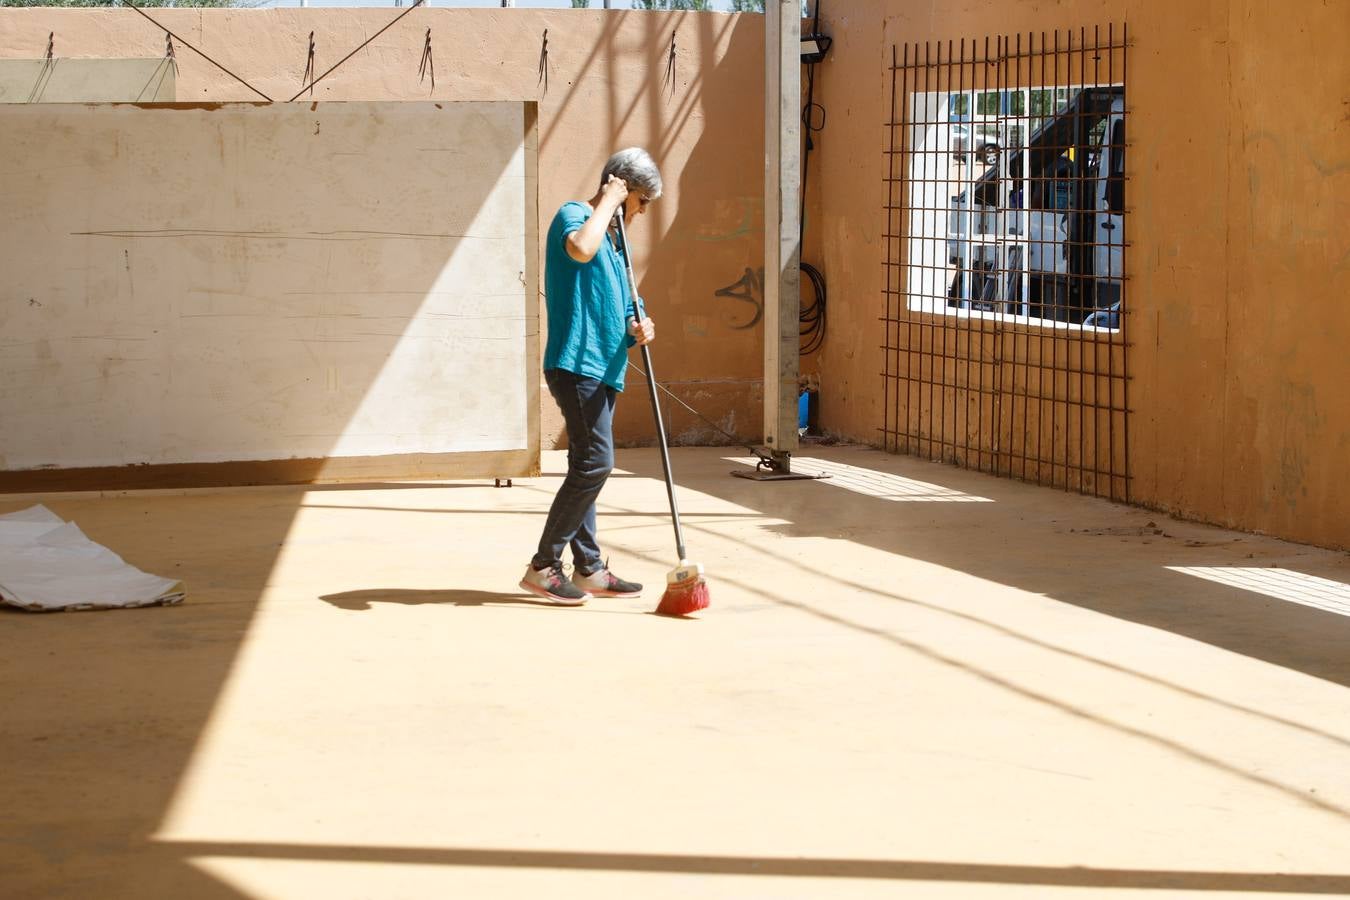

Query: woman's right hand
602,175,629,207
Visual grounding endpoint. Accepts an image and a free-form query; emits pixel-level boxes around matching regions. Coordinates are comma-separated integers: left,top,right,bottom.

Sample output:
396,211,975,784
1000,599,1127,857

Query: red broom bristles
656,573,711,617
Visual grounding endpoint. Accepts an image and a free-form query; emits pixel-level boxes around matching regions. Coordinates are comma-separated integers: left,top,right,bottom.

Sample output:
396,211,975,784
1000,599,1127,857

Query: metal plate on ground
730,469,831,482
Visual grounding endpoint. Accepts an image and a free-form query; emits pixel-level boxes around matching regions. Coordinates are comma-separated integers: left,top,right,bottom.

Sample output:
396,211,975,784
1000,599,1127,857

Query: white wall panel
0,102,538,478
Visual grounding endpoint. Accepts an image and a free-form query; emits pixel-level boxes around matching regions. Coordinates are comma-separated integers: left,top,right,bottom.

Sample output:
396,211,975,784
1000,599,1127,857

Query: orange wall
3,4,1347,551
807,0,1349,550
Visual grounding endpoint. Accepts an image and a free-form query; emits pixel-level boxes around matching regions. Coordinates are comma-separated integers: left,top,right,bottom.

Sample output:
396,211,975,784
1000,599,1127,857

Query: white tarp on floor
0,505,184,611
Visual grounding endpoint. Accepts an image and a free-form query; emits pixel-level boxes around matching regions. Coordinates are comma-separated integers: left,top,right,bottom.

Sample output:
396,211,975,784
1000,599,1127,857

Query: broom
613,211,710,617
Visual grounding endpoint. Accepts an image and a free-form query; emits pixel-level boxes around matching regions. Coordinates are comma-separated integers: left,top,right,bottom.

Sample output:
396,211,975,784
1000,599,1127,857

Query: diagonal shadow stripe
158,842,1350,892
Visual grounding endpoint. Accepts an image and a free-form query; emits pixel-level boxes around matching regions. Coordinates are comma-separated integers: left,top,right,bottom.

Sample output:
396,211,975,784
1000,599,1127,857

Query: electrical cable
800,260,826,355
799,0,827,356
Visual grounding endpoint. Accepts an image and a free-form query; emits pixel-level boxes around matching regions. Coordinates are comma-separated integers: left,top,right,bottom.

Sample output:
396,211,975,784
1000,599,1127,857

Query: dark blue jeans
532,369,616,574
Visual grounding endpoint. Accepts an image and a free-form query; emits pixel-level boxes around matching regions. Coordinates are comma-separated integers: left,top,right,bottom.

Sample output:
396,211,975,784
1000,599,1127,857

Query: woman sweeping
519,148,660,605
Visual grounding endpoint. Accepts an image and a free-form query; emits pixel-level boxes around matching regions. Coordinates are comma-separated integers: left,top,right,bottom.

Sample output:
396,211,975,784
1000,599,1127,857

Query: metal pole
763,0,801,467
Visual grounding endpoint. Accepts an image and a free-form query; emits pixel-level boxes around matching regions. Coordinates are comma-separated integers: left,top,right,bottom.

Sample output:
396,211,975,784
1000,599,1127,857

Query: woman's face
622,189,653,224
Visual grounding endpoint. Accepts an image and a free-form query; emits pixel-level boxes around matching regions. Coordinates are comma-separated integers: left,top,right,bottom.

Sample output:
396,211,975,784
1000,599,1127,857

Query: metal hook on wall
663,29,677,98
419,28,435,90
537,28,549,96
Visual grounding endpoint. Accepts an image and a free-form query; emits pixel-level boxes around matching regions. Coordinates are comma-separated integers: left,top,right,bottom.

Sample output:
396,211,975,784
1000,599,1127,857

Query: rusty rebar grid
881,26,1130,502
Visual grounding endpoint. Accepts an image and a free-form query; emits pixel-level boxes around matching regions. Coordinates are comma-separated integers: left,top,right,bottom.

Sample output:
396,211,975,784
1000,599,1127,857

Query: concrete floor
2,446,1349,899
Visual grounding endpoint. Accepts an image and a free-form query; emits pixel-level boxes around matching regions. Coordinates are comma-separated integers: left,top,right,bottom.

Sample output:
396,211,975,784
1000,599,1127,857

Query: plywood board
0,102,539,480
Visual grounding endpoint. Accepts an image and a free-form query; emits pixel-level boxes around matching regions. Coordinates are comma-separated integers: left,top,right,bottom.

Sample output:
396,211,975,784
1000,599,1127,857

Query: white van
945,86,1124,326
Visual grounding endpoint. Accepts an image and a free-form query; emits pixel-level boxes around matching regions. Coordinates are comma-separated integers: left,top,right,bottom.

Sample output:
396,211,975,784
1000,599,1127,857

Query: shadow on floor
321,588,557,610
154,840,1350,893
620,448,1350,690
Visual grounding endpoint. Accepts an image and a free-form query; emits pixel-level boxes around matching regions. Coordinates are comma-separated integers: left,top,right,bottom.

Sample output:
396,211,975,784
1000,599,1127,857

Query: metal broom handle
613,211,687,561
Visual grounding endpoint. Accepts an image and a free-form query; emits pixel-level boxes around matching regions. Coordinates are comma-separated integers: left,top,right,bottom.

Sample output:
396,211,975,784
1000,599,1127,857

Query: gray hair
600,147,663,200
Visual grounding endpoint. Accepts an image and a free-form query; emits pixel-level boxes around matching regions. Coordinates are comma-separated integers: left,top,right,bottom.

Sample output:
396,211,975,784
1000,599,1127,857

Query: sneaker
572,563,642,599
519,563,590,606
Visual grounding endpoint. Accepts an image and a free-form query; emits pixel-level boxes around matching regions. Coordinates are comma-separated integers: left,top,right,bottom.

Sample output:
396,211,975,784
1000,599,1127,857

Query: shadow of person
320,589,558,611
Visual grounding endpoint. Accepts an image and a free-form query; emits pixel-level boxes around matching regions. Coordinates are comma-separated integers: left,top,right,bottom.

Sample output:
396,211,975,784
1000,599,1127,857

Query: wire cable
626,362,769,460
285,0,426,103
123,1,273,102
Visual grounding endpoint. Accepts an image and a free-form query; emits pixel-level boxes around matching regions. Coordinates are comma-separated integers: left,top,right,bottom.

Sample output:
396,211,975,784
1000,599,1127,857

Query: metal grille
882,27,1131,502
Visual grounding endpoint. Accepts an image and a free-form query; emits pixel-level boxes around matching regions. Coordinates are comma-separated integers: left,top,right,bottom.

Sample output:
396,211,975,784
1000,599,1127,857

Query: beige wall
0,8,770,455
0,101,539,482
807,0,1349,550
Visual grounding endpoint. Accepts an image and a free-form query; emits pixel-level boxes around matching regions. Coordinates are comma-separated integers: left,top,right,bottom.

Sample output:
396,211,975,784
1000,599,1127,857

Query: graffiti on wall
714,266,764,330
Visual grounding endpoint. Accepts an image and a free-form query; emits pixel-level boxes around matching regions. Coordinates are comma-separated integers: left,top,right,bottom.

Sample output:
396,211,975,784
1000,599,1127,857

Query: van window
1031,155,1074,211
1106,119,1125,214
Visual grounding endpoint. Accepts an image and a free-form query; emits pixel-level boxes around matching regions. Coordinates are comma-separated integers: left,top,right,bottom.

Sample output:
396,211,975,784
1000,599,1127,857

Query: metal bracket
494,478,513,488
730,450,829,482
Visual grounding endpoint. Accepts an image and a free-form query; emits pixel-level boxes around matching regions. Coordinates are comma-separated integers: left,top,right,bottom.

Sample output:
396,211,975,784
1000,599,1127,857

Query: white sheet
0,505,185,612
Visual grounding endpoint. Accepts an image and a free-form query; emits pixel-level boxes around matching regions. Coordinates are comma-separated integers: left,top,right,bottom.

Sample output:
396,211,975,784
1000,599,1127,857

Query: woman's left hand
629,317,655,346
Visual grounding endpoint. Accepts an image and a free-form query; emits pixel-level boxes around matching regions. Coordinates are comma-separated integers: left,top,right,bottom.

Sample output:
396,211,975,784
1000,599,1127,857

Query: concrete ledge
0,57,174,103
0,448,539,493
